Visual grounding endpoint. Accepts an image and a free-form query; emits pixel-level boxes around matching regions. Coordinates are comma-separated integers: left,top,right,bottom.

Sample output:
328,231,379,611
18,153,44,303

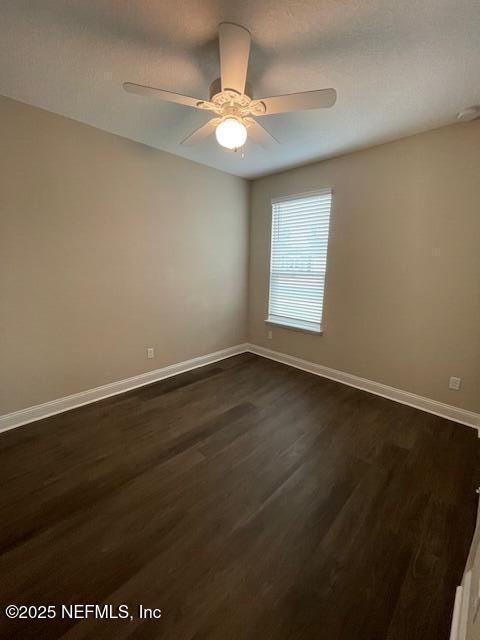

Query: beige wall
0,96,249,414
249,122,480,413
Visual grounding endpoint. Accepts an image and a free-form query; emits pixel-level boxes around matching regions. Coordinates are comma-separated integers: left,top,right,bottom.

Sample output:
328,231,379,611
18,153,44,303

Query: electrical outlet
449,376,461,390
146,347,154,359
267,330,273,339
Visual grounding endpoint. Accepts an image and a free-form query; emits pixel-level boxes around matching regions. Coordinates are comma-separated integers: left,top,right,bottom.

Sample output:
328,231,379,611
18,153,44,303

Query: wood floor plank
0,354,477,639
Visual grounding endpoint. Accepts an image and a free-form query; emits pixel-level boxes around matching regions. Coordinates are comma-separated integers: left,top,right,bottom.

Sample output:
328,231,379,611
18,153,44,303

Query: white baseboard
1,341,478,435
0,343,249,434
247,344,480,431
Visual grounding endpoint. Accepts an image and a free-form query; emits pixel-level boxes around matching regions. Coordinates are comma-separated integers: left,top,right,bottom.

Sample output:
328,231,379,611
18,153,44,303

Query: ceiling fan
123,23,337,152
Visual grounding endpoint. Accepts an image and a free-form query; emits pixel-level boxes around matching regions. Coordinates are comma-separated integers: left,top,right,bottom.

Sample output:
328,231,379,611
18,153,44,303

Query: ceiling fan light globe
215,118,247,150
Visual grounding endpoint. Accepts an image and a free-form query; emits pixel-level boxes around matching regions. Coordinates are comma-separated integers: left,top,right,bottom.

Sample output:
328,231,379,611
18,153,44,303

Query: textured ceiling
1,0,479,178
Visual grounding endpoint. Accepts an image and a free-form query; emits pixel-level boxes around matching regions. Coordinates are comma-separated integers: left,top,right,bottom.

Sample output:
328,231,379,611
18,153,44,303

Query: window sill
265,319,323,336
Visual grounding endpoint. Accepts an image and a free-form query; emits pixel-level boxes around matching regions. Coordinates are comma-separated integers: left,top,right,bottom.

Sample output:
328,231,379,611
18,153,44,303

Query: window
267,189,332,333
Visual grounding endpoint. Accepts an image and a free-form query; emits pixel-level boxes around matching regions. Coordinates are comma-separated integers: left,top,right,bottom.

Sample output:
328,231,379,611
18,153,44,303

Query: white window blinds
267,189,332,333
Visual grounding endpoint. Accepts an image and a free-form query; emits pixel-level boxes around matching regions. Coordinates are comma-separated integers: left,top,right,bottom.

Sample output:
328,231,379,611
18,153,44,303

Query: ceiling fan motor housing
200,77,266,124
209,78,253,100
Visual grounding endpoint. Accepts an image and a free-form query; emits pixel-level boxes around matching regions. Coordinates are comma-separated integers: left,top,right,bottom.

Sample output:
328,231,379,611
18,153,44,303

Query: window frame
265,188,333,335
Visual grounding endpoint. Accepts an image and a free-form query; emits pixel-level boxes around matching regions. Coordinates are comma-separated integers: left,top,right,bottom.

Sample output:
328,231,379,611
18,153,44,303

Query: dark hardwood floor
0,353,478,639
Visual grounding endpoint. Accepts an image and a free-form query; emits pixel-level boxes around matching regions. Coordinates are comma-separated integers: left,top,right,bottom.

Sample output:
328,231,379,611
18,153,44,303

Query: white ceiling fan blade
247,120,279,149
256,89,337,115
181,120,217,146
123,82,204,109
218,23,251,94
